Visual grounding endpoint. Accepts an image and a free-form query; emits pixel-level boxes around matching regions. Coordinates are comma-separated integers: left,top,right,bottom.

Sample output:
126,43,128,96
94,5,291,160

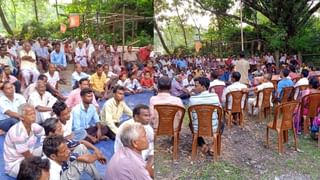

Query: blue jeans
0,118,19,131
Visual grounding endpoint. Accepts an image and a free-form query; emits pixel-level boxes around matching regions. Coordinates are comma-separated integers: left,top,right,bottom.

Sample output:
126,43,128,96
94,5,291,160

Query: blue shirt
72,103,100,131
176,59,187,69
189,91,221,132
50,50,67,67
35,47,49,58
277,78,294,98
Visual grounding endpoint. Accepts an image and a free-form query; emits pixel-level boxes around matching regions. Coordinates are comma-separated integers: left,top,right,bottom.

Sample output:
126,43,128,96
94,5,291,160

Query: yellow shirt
100,97,133,134
19,50,37,70
90,72,109,93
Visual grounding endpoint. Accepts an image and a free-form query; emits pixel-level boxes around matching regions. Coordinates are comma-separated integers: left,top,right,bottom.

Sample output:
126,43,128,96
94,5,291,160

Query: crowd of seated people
0,35,320,179
0,37,155,179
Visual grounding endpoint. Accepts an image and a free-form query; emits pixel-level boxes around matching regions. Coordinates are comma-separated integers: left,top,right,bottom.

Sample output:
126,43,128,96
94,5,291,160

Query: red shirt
140,77,154,88
138,47,151,63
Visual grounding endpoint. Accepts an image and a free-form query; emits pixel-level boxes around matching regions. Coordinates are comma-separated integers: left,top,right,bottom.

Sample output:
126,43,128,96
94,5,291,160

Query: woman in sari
294,77,320,134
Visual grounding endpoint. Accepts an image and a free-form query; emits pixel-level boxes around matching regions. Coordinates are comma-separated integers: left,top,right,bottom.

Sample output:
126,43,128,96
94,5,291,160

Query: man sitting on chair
189,77,221,156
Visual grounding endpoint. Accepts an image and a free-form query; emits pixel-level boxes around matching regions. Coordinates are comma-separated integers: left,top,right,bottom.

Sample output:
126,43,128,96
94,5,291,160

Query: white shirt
266,55,275,64
117,79,130,87
28,91,57,123
19,50,37,70
222,82,247,109
0,93,26,120
45,71,60,88
209,79,226,88
114,119,154,161
63,118,73,137
48,158,62,180
126,79,142,91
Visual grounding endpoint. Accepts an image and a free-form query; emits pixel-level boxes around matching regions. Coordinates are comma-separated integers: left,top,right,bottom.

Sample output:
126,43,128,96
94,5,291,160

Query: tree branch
297,1,320,28
194,0,274,33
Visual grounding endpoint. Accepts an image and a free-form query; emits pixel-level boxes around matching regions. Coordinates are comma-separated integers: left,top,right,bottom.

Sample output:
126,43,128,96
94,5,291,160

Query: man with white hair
4,103,44,178
104,122,153,180
114,104,153,161
19,42,39,86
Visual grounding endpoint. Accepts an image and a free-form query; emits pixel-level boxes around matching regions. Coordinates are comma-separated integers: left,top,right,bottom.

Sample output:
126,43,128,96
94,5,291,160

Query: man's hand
95,150,107,164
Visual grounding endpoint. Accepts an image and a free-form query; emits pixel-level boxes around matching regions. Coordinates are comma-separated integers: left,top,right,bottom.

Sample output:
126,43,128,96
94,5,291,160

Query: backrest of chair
279,101,299,130
226,90,247,112
280,87,294,103
210,85,225,102
261,87,274,108
188,104,222,137
154,105,186,135
301,93,320,118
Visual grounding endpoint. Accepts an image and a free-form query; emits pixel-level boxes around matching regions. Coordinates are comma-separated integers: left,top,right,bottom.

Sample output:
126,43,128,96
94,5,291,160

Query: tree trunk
55,0,59,19
33,0,39,22
174,6,188,48
0,5,13,35
10,0,17,28
275,50,280,66
154,20,171,55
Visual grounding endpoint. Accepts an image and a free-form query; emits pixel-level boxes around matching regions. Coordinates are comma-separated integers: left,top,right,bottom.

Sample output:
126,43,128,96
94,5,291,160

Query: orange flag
195,41,202,53
69,15,80,28
60,23,67,33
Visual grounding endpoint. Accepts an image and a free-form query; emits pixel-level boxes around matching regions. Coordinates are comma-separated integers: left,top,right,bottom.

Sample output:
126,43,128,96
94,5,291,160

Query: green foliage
0,0,153,46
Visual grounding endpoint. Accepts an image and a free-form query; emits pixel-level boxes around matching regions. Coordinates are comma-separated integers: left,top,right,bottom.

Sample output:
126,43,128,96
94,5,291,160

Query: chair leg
240,112,244,128
217,134,221,156
292,129,298,151
303,117,309,135
173,132,179,160
213,135,218,161
191,134,198,161
283,130,288,144
266,127,269,148
278,131,283,154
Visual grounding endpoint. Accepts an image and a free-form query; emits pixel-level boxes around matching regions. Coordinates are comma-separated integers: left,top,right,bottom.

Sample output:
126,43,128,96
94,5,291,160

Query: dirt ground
155,112,320,180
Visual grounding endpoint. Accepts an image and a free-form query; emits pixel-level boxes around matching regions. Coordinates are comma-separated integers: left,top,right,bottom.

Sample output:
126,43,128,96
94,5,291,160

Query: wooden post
122,5,126,65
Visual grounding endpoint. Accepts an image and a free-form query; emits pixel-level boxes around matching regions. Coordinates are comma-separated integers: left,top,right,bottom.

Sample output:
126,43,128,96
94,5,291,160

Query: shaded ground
155,112,320,180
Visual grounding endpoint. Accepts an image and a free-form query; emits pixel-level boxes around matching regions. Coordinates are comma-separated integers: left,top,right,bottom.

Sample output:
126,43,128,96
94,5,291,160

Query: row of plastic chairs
154,92,320,160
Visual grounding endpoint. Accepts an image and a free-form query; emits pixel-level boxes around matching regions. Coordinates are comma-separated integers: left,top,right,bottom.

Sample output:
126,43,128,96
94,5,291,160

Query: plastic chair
154,104,185,160
188,104,223,161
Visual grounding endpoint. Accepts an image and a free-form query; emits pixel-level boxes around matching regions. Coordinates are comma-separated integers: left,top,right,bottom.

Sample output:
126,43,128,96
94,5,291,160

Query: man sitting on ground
189,77,221,156
28,80,57,123
43,135,103,180
50,43,67,71
52,101,87,141
17,156,50,180
4,103,44,178
114,104,154,161
19,42,39,86
0,82,26,135
72,88,114,143
65,78,99,110
170,75,190,99
104,122,153,180
100,85,133,137
2,65,21,93
90,64,109,100
71,63,90,89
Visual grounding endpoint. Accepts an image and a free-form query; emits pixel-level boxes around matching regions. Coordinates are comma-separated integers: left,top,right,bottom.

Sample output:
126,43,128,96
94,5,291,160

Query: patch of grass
177,161,252,180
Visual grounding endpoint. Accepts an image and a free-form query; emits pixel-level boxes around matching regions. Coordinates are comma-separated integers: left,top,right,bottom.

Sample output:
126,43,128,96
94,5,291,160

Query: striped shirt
189,91,221,133
4,121,44,175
